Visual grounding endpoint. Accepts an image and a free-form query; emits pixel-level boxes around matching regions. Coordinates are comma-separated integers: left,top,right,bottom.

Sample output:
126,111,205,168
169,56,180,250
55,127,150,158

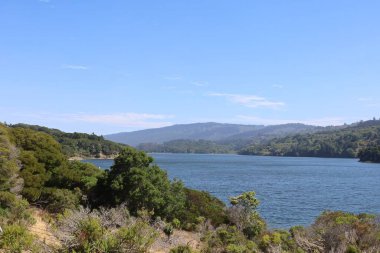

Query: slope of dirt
28,209,61,249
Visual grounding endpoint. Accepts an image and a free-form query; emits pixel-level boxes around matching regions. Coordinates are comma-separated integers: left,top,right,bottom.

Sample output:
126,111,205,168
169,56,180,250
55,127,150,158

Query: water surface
84,154,380,228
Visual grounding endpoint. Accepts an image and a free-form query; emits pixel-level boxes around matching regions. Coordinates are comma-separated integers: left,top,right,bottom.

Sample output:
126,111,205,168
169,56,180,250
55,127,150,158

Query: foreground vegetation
1,122,380,252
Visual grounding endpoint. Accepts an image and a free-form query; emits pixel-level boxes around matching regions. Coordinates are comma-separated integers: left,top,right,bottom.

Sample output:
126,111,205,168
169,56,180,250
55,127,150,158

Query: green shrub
0,191,31,224
297,211,380,252
41,188,81,213
164,224,174,239
201,225,254,253
179,188,228,229
111,220,158,253
0,224,38,253
172,218,181,229
72,217,106,252
49,161,103,194
225,244,249,253
346,245,361,253
170,245,194,253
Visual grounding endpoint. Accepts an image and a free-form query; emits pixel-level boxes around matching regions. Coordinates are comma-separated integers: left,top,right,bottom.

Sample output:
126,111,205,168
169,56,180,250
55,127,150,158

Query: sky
1,0,380,134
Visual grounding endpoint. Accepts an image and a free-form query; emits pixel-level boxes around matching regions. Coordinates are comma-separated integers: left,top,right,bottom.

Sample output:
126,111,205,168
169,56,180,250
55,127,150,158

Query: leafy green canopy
11,123,127,158
94,147,186,220
8,127,103,212
0,124,21,193
358,145,380,163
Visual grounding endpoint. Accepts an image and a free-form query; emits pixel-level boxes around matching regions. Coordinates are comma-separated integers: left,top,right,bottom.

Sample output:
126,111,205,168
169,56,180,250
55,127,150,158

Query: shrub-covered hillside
240,119,380,160
1,122,380,252
10,123,127,158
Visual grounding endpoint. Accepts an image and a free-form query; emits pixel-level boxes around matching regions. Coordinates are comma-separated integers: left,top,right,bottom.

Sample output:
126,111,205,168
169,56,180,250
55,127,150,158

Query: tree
358,146,380,163
228,192,266,239
96,147,186,220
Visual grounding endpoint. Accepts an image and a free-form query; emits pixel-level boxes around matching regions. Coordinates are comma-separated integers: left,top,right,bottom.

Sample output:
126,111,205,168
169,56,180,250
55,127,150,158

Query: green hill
105,122,265,146
10,124,127,158
109,122,320,153
240,119,380,160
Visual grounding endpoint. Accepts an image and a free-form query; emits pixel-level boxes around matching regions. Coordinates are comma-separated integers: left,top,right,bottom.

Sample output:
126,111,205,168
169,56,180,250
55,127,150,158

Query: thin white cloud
236,115,347,126
272,84,284,89
209,93,285,109
191,81,208,87
61,64,89,70
163,75,182,80
38,0,51,3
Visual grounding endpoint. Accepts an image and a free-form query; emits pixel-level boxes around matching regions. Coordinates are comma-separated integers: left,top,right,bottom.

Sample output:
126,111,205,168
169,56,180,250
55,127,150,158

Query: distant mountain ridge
104,122,321,149
105,122,264,146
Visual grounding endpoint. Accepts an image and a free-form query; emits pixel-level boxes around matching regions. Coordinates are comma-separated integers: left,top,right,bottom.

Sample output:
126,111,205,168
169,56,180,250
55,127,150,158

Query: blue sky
1,0,379,134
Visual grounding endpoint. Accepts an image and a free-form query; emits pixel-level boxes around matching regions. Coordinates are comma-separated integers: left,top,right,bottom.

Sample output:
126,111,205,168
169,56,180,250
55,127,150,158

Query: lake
83,154,380,228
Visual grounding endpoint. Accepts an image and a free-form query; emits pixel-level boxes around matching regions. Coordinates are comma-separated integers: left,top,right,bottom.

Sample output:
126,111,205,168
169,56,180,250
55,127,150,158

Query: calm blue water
83,154,380,228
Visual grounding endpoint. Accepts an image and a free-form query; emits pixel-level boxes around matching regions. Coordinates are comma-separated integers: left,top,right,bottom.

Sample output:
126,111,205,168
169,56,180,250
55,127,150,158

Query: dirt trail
28,209,61,248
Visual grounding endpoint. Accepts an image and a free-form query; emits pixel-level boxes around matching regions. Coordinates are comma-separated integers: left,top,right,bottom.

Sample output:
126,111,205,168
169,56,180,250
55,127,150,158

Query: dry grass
28,208,61,249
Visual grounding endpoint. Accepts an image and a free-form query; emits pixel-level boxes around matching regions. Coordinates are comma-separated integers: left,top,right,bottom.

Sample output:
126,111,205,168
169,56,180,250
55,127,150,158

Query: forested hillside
10,124,127,158
240,119,380,160
129,123,321,154
106,122,264,146
137,139,235,154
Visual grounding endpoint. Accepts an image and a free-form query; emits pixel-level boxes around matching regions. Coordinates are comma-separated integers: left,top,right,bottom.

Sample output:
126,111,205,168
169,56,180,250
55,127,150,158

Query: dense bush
358,145,380,163
0,191,32,225
5,126,103,211
41,188,81,213
180,188,228,228
0,224,39,253
257,230,302,253
10,127,65,203
58,206,158,253
291,211,380,252
48,161,102,192
201,225,258,253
